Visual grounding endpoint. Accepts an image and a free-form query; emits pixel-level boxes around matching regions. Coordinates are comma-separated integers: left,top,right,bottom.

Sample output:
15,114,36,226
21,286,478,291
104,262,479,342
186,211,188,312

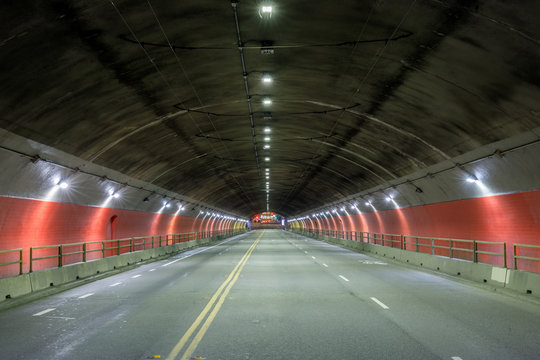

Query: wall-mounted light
466,174,479,183
263,98,272,105
56,180,69,189
108,189,120,198
262,73,273,83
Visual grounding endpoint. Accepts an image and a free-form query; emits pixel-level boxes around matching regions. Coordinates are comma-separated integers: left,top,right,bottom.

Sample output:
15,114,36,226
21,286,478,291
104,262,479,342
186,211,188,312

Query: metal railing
0,228,246,277
0,249,23,275
513,243,540,270
291,227,512,270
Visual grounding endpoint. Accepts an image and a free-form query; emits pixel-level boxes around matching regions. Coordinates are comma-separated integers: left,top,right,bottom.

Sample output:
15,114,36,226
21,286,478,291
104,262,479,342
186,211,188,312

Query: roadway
0,229,539,359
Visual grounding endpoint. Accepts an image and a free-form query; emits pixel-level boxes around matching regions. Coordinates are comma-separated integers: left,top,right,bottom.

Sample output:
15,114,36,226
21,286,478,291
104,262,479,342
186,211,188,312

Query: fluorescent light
386,196,392,202
263,144,270,149
262,74,273,83
264,137,270,141
56,181,69,189
264,127,271,133
265,157,270,161
263,98,272,105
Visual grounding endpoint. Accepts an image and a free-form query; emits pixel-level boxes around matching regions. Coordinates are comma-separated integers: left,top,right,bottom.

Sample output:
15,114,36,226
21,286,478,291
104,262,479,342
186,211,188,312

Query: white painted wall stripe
78,293,94,299
370,297,390,309
33,308,55,316
339,275,349,282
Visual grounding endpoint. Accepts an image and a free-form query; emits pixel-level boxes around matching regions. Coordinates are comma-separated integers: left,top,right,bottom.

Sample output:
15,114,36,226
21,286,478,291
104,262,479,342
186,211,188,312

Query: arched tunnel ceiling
0,0,539,217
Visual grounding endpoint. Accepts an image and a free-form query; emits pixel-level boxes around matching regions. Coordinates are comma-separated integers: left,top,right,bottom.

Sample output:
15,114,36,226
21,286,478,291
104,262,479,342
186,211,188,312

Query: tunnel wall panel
326,190,540,272
0,196,236,276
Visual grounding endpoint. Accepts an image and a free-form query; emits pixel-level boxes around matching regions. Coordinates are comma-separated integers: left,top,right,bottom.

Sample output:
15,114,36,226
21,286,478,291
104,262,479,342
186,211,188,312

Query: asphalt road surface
1,229,539,360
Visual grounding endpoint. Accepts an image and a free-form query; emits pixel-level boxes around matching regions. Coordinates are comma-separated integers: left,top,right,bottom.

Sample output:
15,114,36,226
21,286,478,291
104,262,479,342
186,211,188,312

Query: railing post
19,249,23,275
415,237,419,253
430,238,434,255
117,239,120,255
503,243,507,268
30,247,33,273
83,243,87,262
400,235,404,250
58,245,63,267
473,241,478,263
449,240,453,259
131,238,134,253
513,244,518,270
102,241,105,258
159,235,162,247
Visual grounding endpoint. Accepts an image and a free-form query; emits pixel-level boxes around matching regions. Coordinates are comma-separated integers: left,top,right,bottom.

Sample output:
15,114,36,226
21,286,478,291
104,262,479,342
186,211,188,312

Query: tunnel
0,1,539,359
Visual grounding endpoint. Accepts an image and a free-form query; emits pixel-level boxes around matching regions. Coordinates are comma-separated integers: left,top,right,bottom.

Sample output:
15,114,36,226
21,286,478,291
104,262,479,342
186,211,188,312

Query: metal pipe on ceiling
231,1,261,180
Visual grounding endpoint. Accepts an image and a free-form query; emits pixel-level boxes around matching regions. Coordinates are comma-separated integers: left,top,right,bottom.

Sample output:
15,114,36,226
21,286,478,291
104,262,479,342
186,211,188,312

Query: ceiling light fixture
263,98,272,105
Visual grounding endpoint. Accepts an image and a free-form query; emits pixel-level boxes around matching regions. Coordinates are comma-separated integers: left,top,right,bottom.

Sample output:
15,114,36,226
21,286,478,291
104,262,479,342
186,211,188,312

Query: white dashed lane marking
131,274,141,279
149,269,156,272
322,263,328,267
451,357,463,360
311,256,316,260
78,293,94,299
33,308,55,317
339,275,349,282
110,282,122,287
370,297,390,310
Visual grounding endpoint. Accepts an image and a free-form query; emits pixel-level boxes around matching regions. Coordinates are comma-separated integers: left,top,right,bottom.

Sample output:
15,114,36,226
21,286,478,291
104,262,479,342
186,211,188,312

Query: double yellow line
166,230,265,360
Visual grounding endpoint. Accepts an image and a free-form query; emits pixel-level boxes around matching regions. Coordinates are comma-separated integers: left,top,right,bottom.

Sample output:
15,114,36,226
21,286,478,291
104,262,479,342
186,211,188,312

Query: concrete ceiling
0,0,539,217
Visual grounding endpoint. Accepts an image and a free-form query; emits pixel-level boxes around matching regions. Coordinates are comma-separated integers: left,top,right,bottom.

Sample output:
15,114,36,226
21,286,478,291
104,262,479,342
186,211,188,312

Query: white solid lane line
78,293,94,299
131,274,141,278
311,256,316,260
339,275,349,282
33,308,55,316
162,236,239,267
110,282,122,287
322,263,328,267
370,297,390,310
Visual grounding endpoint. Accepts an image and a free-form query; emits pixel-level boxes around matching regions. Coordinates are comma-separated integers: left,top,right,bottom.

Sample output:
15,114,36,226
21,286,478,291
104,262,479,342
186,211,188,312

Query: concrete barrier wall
293,231,540,300
0,234,239,302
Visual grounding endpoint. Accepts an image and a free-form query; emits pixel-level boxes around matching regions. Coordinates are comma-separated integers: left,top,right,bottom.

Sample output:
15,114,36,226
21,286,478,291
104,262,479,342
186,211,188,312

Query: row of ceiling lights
257,3,274,212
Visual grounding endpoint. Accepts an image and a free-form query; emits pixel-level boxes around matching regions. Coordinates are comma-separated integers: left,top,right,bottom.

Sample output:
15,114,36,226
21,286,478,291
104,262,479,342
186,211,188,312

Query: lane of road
0,230,539,359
